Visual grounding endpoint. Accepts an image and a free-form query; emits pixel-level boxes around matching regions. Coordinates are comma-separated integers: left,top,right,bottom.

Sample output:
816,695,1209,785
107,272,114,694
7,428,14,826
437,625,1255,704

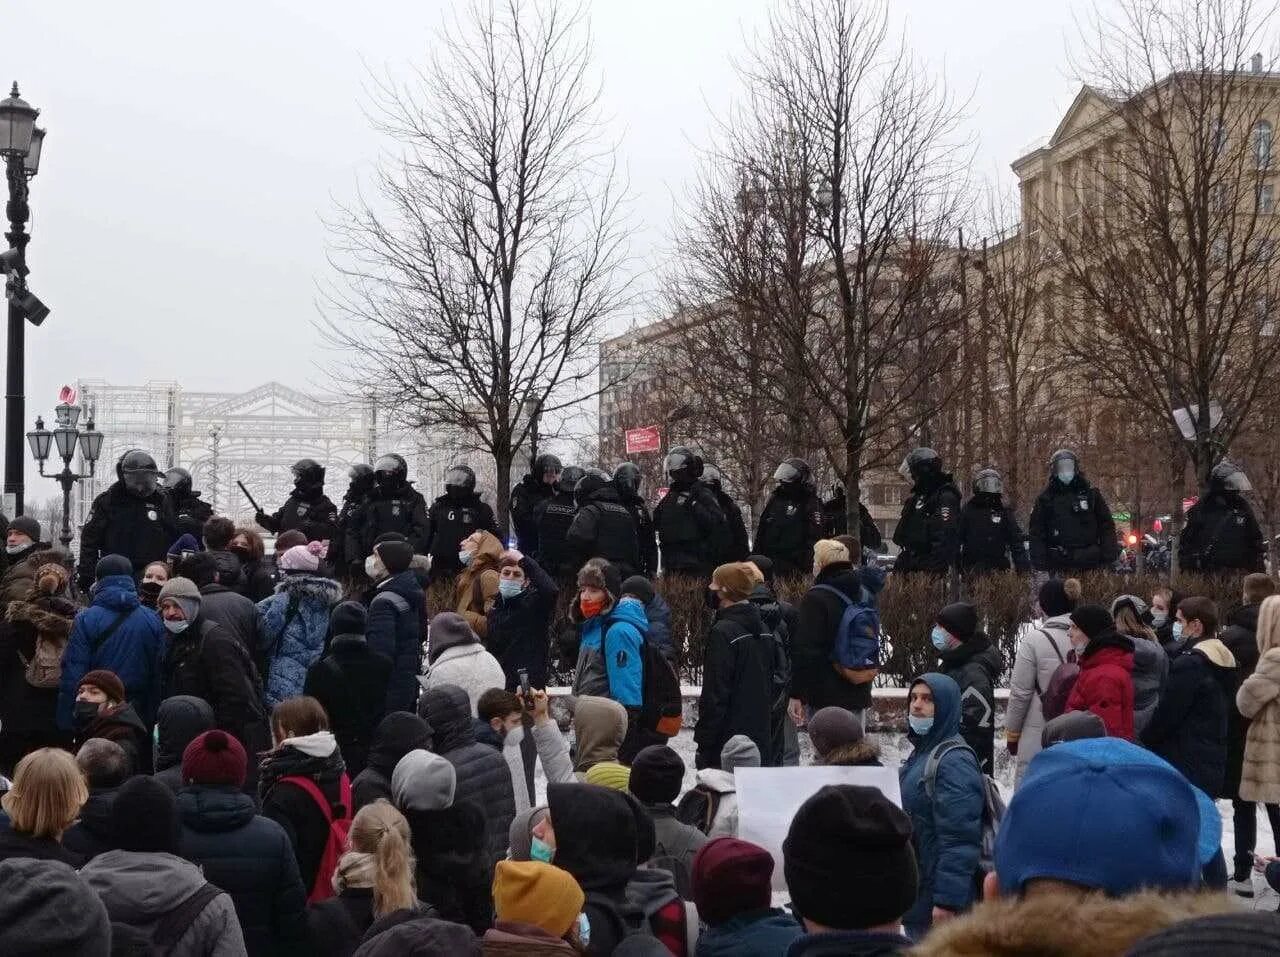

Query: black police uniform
892,473,962,573
257,479,338,543
1028,476,1119,573
755,487,825,578
534,490,580,582
348,480,431,562
171,491,213,542
708,487,751,565
653,481,725,577
330,470,375,572
566,482,641,578
78,483,179,588
510,474,555,557
1180,489,1265,574
958,491,1030,573
424,491,499,581
821,489,884,551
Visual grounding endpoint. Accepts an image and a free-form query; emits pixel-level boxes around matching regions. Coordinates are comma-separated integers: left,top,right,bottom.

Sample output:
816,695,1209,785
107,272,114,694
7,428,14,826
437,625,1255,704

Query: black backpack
674,784,724,834
602,615,683,738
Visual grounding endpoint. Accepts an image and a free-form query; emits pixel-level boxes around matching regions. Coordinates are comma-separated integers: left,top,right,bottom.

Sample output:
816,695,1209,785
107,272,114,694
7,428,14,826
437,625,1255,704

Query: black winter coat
425,491,500,581
365,570,423,715
78,482,178,587
484,555,558,690
0,591,75,773
755,487,825,579
893,474,962,573
1142,642,1237,796
937,635,1002,775
567,485,641,578
654,480,726,577
160,617,268,756
259,740,348,895
199,583,261,669
304,636,393,777
75,703,152,775
345,481,431,563
821,492,884,550
710,488,751,566
178,785,310,956
619,491,659,578
958,493,1030,573
62,787,118,861
509,475,554,557
405,802,494,934
1028,476,1119,572
307,890,438,957
1180,491,1265,574
1222,603,1261,797
172,491,214,542
791,563,872,712
257,482,338,543
418,684,516,866
153,694,216,793
350,711,434,812
695,602,776,768
0,828,82,866
532,491,579,581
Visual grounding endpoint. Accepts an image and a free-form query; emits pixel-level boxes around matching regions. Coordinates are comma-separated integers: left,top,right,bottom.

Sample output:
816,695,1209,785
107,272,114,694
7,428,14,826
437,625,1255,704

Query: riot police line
69,443,1267,592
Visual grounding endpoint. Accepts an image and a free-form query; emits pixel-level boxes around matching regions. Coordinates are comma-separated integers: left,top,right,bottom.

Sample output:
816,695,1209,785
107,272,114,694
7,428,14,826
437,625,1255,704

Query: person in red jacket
1065,604,1136,740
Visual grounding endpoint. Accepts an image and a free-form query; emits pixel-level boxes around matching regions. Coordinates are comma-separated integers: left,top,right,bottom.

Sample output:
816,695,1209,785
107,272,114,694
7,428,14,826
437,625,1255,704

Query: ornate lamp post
27,392,104,549
1,82,48,517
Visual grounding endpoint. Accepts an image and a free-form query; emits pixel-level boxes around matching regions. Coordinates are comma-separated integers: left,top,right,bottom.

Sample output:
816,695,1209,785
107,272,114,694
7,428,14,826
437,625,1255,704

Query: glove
254,510,269,526
1006,731,1020,757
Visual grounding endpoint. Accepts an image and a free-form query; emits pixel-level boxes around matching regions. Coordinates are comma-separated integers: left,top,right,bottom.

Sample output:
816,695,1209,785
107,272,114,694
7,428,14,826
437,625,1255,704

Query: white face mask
163,619,189,635
459,549,474,567
5,543,28,555
365,555,385,579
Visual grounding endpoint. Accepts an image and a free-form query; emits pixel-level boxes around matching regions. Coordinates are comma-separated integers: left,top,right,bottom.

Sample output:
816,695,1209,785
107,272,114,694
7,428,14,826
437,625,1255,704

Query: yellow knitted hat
492,860,585,938
583,760,632,792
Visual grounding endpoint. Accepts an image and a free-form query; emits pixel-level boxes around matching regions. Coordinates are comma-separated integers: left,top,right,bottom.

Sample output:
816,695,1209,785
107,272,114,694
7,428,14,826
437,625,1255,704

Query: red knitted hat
692,837,774,926
182,729,247,789
77,669,125,704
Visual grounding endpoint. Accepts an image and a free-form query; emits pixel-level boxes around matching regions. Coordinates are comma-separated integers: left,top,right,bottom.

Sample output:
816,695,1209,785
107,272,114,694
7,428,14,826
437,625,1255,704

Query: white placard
736,766,903,891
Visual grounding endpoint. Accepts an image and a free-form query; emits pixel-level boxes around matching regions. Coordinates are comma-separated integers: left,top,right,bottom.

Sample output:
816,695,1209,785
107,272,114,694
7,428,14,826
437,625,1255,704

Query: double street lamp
0,82,49,517
27,397,103,549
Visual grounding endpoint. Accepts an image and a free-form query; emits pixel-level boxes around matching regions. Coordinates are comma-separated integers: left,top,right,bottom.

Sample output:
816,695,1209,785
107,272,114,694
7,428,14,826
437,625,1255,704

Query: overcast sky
7,0,1099,496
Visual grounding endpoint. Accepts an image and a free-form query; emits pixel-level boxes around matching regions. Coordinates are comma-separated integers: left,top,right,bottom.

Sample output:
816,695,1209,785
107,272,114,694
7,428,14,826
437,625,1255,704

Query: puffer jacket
697,910,802,957
405,801,493,934
456,532,504,639
484,554,558,690
351,711,433,812
1128,631,1168,736
423,632,506,717
57,574,165,729
418,684,516,865
1223,602,1263,797
367,570,424,715
200,583,260,665
178,785,309,956
257,574,342,710
153,695,216,793
1064,628,1135,740
936,634,1002,775
898,673,984,936
571,598,648,708
1003,615,1072,786
1238,627,1280,804
80,849,247,956
1142,637,1238,797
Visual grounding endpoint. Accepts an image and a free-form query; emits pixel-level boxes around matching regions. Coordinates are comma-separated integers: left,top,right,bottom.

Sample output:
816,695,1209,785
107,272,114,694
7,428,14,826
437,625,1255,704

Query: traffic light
1126,532,1139,546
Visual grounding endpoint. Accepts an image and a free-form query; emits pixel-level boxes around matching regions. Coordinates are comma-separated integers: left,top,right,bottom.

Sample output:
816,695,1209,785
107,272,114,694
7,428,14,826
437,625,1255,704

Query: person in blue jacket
621,575,675,665
569,560,646,710
58,554,165,731
898,671,985,941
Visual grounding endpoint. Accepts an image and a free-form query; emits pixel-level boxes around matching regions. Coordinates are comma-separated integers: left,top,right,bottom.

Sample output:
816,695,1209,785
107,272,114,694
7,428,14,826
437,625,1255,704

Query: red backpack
278,772,352,903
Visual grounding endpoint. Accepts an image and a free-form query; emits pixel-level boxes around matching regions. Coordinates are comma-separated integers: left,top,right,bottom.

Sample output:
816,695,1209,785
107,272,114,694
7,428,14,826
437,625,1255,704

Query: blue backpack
812,583,881,684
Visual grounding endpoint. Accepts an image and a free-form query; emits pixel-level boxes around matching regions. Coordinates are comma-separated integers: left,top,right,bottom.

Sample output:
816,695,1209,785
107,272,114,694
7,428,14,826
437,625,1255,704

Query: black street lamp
1,82,49,518
27,398,103,549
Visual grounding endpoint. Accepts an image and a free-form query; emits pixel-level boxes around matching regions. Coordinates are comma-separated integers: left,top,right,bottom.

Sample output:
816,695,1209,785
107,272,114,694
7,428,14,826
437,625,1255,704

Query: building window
1254,120,1273,168
1257,184,1273,214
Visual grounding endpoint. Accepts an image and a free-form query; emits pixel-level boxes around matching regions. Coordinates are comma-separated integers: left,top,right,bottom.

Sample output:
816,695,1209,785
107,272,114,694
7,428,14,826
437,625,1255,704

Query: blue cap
996,738,1200,896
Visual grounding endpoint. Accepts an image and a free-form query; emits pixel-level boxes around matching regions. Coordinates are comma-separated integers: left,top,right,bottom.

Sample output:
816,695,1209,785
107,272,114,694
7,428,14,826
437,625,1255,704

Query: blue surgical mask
908,714,934,735
930,626,953,651
1151,611,1168,628
577,912,591,948
458,549,474,567
498,580,523,600
1172,620,1184,641
163,619,189,635
530,836,554,863
1056,466,1075,484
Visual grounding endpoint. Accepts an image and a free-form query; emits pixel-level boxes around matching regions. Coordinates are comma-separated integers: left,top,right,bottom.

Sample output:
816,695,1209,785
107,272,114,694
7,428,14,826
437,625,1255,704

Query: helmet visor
975,471,1002,494
664,451,692,474
774,462,802,484
374,455,402,475
1220,469,1252,492
124,472,159,496
444,467,472,487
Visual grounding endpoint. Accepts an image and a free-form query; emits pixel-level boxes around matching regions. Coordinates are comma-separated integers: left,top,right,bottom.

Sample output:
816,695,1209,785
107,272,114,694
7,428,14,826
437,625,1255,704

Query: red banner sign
625,425,662,454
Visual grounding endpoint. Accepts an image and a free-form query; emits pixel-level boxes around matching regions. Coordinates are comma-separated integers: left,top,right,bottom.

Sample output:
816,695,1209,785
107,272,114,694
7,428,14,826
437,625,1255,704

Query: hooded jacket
153,695,217,793
1142,637,1238,796
367,568,425,715
1238,614,1280,804
695,601,775,767
57,575,165,730
1004,614,1073,785
456,532,504,639
418,684,516,865
76,702,152,775
257,574,342,710
259,730,348,894
351,712,433,812
571,597,648,708
898,673,984,934
1127,631,1168,736
80,849,247,956
304,635,393,778
423,624,506,717
573,695,628,774
485,554,559,690
1065,628,1136,740
936,633,1002,775
178,785,310,956
792,563,872,712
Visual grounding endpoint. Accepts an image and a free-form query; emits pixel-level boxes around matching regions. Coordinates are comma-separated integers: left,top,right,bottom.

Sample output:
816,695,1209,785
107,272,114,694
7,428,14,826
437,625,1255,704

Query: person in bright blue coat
256,544,342,711
621,575,675,665
57,554,164,731
569,561,646,708
898,671,984,941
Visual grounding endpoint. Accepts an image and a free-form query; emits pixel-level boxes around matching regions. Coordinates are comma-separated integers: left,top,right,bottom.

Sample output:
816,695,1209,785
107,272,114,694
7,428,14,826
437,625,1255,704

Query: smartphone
518,668,532,710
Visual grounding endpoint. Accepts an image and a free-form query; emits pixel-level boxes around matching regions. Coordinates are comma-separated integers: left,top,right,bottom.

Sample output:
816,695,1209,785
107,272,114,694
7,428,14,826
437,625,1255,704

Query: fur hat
813,539,851,573
577,560,622,601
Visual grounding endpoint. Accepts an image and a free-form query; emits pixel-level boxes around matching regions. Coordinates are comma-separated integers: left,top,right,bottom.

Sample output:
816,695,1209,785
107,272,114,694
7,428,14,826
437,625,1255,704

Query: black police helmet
292,458,325,486
557,465,585,495
664,446,703,483
574,468,612,505
613,462,642,498
773,458,812,488
374,454,408,483
444,464,476,493
533,454,563,482
164,467,193,497
898,448,940,482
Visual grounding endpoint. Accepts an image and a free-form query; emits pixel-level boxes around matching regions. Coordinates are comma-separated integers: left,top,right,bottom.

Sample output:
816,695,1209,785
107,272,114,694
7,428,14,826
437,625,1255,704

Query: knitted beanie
806,706,866,761
1125,912,1280,957
110,776,180,854
392,749,457,812
936,602,978,643
1038,577,1080,617
620,575,655,605
157,577,202,623
8,515,41,543
77,669,125,705
1070,603,1114,641
584,761,632,792
692,837,774,926
720,734,761,772
182,729,248,789
279,541,326,573
813,539,850,572
375,538,415,574
628,745,685,805
330,600,368,637
94,553,133,581
491,860,585,939
0,859,110,956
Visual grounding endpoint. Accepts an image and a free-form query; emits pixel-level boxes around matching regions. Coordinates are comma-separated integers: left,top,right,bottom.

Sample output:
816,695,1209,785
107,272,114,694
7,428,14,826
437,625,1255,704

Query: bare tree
322,0,632,532
1040,0,1280,563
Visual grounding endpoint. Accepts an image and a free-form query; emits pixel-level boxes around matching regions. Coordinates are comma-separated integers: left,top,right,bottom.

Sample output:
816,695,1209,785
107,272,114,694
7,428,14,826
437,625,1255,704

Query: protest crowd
0,446,1278,956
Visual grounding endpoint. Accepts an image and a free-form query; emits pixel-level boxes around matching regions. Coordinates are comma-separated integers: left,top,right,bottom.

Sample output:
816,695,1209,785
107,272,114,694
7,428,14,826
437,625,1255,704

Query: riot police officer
613,462,657,577
892,448,962,573
424,464,499,582
1180,460,1265,574
755,459,825,578
165,467,213,542
535,465,583,583
701,464,750,565
330,463,374,573
652,447,725,577
958,469,1030,574
255,458,338,543
509,454,562,556
566,468,641,577
1028,450,1119,573
346,454,431,569
79,450,178,588
821,485,884,551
